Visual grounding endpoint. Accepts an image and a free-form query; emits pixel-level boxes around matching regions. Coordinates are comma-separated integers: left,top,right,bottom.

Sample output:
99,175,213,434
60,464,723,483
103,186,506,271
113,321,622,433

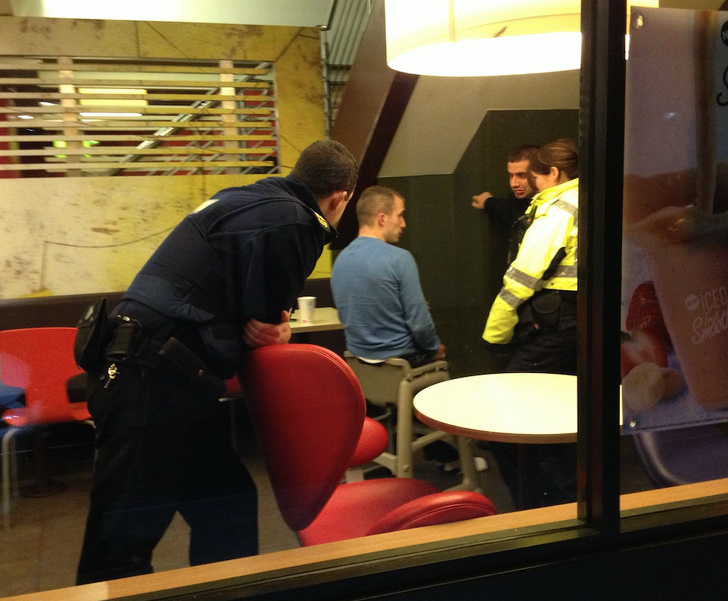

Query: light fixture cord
448,0,456,42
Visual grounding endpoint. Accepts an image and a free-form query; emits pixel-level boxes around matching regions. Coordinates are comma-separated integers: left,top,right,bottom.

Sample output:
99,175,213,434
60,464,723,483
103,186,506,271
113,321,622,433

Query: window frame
11,2,728,599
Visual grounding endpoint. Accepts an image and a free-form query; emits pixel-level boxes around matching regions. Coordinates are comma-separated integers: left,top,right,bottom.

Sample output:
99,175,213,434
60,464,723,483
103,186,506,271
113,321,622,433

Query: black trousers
490,315,578,510
76,359,258,584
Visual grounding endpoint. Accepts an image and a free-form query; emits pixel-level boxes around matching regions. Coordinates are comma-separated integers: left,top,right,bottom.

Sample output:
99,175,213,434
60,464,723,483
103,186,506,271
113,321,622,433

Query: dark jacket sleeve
243,223,322,323
483,195,530,228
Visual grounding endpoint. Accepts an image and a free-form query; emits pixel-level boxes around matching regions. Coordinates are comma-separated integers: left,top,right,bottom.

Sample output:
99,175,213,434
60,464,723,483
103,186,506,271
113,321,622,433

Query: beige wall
379,70,580,178
2,174,265,297
0,16,327,299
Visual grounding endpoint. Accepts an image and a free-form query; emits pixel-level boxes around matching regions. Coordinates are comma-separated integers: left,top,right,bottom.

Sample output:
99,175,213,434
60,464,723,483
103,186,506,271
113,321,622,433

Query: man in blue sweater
331,185,445,367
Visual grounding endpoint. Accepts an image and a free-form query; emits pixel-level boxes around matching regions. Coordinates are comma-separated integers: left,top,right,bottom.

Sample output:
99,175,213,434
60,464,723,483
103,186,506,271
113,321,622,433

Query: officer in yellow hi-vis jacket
482,138,579,510
483,177,578,347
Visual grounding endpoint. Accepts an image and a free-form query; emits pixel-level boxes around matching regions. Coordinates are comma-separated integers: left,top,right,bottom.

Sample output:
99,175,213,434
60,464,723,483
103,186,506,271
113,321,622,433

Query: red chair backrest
0,327,90,426
240,344,365,531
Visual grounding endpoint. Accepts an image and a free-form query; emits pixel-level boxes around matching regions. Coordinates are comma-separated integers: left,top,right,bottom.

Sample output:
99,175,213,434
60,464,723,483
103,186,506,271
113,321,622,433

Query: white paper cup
297,296,316,324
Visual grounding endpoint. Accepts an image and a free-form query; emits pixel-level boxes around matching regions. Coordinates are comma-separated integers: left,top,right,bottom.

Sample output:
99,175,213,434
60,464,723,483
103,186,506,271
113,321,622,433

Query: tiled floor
0,413,655,599
0,415,301,598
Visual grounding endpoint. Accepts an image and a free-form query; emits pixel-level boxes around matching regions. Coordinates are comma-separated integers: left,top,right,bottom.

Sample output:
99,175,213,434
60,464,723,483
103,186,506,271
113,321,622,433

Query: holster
514,289,563,343
157,337,227,398
514,302,538,343
74,297,112,371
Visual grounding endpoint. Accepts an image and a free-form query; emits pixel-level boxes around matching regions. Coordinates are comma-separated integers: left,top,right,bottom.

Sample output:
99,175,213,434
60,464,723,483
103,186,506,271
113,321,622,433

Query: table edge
414,408,577,444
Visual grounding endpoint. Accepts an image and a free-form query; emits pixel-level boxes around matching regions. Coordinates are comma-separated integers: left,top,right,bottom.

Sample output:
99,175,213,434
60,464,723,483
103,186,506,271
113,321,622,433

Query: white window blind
0,56,279,176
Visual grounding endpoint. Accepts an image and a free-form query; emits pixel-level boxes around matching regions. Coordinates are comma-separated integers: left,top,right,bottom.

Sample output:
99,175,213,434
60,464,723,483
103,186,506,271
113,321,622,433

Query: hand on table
243,310,291,348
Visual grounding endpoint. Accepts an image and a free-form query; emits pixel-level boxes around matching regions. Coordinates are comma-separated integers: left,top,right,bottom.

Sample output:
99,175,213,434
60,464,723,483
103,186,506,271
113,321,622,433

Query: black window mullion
577,0,625,540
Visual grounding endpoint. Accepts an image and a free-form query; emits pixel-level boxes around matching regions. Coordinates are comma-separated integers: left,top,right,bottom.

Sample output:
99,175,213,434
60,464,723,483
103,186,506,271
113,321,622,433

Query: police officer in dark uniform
75,140,358,584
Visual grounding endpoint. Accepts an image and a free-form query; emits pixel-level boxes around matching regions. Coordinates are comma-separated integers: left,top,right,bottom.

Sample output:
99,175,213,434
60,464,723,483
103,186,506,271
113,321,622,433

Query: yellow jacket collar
529,177,579,209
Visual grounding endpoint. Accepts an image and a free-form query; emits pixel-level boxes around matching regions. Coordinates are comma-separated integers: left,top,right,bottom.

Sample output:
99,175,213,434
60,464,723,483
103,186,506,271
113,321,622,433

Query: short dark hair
356,185,402,227
529,138,578,181
290,140,358,198
507,144,539,164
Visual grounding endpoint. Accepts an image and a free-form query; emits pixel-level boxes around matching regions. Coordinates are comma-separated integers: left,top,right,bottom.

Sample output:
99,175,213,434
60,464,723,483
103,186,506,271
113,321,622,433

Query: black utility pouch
106,317,143,362
74,297,110,371
530,290,562,329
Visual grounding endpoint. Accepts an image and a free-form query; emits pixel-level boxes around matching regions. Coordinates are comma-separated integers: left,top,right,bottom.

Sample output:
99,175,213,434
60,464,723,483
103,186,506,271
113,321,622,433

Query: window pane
620,5,728,512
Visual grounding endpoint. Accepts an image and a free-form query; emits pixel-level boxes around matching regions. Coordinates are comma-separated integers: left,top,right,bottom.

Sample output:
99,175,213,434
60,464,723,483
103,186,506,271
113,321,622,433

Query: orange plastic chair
240,344,497,546
0,327,93,529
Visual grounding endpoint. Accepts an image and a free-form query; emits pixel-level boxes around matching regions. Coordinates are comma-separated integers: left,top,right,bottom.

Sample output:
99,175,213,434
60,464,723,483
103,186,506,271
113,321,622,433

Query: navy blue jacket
121,176,334,377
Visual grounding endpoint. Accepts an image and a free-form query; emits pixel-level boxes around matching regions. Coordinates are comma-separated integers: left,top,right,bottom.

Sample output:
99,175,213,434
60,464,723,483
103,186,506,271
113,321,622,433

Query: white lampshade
385,0,659,77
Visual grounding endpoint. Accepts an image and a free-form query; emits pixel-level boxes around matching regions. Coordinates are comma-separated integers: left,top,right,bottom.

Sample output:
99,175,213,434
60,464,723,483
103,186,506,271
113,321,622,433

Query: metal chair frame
343,352,482,492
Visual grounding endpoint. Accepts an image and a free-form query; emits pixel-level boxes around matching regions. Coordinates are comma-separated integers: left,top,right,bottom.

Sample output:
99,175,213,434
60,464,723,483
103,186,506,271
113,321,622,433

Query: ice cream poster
622,7,728,432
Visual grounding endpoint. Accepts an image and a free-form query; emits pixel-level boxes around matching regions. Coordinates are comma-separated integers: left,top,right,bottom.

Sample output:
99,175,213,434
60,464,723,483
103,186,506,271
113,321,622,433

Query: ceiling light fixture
385,0,658,77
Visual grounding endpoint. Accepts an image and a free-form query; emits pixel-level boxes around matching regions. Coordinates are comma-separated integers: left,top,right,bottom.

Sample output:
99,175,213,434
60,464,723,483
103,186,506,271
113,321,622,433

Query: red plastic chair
0,327,93,529
224,373,388,481
240,344,497,546
345,416,390,481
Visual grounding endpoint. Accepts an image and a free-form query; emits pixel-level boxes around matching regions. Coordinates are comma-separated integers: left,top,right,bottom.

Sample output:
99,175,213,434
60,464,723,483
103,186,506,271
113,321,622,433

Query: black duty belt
106,315,227,398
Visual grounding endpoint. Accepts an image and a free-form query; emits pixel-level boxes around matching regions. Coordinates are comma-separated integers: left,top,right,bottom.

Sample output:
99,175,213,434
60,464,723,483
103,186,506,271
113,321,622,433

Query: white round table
413,373,578,444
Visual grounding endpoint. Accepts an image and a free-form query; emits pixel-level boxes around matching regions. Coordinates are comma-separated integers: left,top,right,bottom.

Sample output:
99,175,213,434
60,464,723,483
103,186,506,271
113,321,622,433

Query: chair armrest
365,490,497,536
344,352,449,381
349,417,389,467
404,360,449,380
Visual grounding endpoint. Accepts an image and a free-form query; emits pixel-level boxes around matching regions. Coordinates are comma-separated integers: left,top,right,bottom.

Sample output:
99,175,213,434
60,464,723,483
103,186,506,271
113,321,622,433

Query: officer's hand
243,310,292,347
434,343,447,361
471,191,493,209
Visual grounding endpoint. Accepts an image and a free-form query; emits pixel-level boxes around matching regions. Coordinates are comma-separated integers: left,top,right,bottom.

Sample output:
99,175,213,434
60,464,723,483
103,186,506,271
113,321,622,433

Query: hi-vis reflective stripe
505,263,576,297
498,288,526,309
552,264,577,279
505,265,543,291
552,198,578,217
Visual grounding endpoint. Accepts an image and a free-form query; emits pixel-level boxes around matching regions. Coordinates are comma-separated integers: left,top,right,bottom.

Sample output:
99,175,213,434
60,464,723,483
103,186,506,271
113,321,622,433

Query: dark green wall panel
375,109,578,377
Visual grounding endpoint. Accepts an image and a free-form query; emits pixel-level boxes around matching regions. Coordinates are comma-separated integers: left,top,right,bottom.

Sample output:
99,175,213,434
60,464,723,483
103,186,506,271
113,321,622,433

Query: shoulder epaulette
313,210,330,232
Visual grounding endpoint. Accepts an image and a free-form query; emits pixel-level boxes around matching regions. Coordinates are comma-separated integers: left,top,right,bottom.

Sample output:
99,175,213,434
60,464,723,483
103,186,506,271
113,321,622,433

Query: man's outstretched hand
471,191,493,209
